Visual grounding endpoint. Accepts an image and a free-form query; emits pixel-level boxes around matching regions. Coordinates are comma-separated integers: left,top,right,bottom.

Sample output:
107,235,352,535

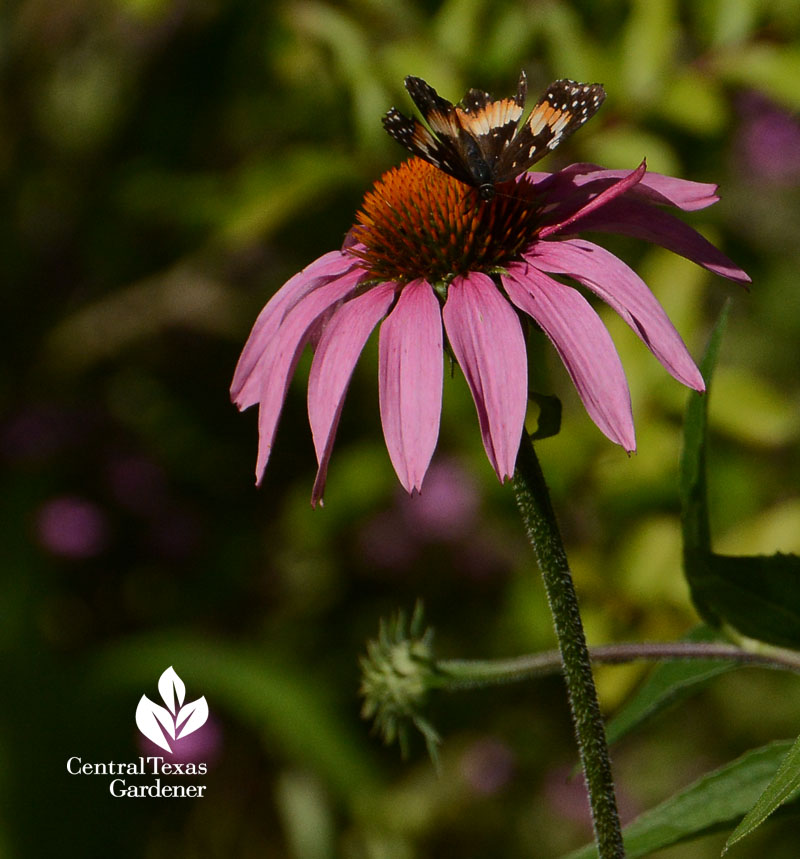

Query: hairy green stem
433,641,800,690
513,431,624,858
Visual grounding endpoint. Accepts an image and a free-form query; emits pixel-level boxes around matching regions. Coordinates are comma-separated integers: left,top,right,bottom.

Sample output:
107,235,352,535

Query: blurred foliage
2,0,800,856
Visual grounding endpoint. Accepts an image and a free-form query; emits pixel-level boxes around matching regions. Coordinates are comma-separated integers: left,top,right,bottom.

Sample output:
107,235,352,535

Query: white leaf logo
176,697,209,739
158,666,185,714
136,696,174,752
135,666,209,753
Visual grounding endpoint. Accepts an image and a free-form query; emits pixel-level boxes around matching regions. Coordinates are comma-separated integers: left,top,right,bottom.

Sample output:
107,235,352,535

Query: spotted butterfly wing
382,71,605,200
452,72,528,168
382,77,477,188
382,72,527,192
491,79,606,182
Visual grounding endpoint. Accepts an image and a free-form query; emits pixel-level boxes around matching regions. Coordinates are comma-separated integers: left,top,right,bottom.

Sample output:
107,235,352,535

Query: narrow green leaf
604,626,734,747
679,303,800,649
563,741,796,859
724,733,800,853
680,302,728,611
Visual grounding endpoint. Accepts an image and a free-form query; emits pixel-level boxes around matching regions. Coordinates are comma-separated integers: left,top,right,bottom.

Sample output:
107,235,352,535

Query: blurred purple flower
399,458,479,541
105,454,168,515
359,459,482,572
460,737,516,796
543,765,594,832
453,531,513,583
359,508,419,573
36,495,109,558
1,405,90,463
735,91,800,185
232,158,748,503
104,453,201,560
544,764,638,829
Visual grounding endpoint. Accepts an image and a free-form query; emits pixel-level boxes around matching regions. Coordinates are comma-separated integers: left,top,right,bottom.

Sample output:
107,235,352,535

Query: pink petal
525,164,721,211
231,251,359,409
442,272,527,482
632,171,720,210
254,268,364,484
561,198,751,283
528,238,705,391
539,161,647,239
503,263,635,451
379,279,443,494
308,282,397,506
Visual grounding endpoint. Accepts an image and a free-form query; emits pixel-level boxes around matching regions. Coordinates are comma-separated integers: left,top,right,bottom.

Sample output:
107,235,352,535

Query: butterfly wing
493,79,606,182
382,76,480,186
403,75,463,141
382,107,476,186
396,73,528,187
382,73,603,193
455,70,528,168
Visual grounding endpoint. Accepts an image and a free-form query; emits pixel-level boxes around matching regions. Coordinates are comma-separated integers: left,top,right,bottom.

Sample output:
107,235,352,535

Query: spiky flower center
349,158,542,284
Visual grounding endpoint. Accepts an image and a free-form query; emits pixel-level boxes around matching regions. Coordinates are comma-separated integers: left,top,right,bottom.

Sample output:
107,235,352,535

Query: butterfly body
383,71,606,200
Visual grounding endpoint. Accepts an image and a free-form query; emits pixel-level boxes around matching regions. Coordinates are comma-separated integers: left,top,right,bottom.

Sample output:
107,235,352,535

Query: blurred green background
2,0,800,856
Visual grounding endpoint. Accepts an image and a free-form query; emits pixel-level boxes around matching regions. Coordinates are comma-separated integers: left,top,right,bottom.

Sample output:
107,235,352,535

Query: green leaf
679,303,800,649
679,297,721,626
724,733,800,853
528,393,562,441
690,551,800,650
604,626,734,747
563,741,797,859
680,302,728,569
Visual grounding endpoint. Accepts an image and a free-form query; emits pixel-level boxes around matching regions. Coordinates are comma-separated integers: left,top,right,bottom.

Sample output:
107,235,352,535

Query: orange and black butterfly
383,71,606,200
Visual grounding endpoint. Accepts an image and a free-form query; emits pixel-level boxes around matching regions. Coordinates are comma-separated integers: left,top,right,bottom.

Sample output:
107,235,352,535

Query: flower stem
513,431,625,858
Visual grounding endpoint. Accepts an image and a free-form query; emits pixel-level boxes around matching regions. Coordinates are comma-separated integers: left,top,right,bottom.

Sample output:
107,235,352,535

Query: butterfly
382,71,606,201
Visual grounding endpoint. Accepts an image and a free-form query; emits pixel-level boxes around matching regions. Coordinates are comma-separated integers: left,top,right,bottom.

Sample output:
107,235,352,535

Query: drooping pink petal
628,171,720,210
560,198,751,283
378,279,443,494
503,263,635,451
254,268,365,484
528,238,705,391
525,164,721,211
231,251,359,409
539,161,647,239
308,282,397,506
442,272,527,482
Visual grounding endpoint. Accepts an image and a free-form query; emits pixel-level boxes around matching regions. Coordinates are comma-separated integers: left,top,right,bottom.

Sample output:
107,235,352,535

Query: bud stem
433,641,800,690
